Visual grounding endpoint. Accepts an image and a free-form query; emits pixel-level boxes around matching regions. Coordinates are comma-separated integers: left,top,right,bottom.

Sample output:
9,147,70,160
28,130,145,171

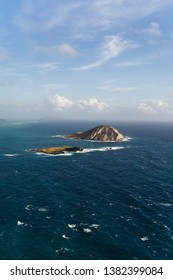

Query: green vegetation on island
29,146,83,155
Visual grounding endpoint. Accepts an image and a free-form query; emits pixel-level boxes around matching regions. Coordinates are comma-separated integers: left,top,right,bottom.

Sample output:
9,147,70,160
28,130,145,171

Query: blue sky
0,0,173,121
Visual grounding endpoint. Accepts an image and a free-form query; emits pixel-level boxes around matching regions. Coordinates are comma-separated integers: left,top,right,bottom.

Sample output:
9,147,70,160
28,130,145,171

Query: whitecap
89,224,100,229
55,247,69,254
67,224,76,229
83,228,92,233
62,234,70,240
3,153,19,157
85,136,132,143
38,207,49,212
122,136,133,142
85,138,127,143
164,225,170,231
129,205,140,210
32,146,125,157
36,152,72,157
25,204,33,211
17,221,24,226
35,152,45,156
140,236,149,241
33,146,124,157
159,203,172,207
57,152,73,156
51,135,64,138
82,147,124,153
24,223,32,228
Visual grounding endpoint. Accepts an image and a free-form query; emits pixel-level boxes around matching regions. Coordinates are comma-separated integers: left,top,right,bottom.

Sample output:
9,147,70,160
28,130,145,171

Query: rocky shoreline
29,146,83,155
28,125,123,155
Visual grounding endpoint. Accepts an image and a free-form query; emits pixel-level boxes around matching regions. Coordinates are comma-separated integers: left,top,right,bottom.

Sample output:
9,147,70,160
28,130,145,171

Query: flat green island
29,146,83,155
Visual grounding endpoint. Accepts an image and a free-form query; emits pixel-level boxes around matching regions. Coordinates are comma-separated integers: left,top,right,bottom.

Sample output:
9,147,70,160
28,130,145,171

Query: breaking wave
34,146,125,157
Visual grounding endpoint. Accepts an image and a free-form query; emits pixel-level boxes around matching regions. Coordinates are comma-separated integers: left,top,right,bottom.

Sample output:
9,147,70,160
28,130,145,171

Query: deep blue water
0,120,173,260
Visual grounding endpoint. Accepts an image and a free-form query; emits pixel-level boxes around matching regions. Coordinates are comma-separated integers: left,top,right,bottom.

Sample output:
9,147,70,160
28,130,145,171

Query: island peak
65,125,124,141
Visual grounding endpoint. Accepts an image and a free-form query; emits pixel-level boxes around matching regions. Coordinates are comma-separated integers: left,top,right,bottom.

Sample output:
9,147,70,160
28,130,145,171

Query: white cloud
57,44,78,56
101,36,133,61
99,79,139,93
99,85,138,92
73,35,134,71
15,0,173,34
92,0,173,28
113,59,150,68
34,44,78,56
142,22,161,37
15,1,79,32
33,63,60,71
113,51,164,68
49,95,73,111
137,99,172,114
48,95,109,113
137,102,156,114
78,97,109,112
72,61,102,71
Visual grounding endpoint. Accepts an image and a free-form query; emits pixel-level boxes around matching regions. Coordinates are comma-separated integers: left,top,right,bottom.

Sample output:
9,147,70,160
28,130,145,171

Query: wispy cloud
34,44,78,57
57,44,78,56
33,63,60,71
73,35,134,71
113,60,150,68
15,1,81,32
92,0,173,28
15,0,173,34
99,79,139,93
101,36,133,60
113,51,167,68
142,22,161,38
99,83,140,93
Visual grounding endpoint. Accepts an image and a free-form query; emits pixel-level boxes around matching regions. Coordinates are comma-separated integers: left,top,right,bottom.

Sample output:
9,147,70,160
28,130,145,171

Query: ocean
0,120,173,260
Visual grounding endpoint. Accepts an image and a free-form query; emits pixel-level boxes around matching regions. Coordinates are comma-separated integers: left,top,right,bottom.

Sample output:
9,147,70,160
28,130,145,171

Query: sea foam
3,153,19,157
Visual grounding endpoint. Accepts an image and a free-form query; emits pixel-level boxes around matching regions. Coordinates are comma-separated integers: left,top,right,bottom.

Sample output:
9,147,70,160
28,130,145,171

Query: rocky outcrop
65,125,124,141
30,146,83,155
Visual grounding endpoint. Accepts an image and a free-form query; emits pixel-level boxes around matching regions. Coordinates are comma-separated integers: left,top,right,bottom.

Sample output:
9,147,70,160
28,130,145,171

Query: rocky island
65,125,124,141
29,146,83,155
28,125,123,155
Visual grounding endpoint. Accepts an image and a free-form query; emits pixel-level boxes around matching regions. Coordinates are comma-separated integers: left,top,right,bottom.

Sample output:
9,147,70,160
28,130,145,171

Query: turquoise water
0,121,173,259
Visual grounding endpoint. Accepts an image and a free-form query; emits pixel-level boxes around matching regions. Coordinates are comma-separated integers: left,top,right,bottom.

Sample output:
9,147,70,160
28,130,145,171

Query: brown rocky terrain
29,146,83,155
65,125,124,141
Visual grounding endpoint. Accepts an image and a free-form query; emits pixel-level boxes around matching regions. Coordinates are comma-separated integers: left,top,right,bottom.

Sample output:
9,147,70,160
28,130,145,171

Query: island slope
65,125,124,141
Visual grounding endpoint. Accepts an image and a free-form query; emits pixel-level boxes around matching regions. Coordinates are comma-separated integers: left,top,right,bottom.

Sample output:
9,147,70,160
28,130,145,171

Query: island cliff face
65,125,124,141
